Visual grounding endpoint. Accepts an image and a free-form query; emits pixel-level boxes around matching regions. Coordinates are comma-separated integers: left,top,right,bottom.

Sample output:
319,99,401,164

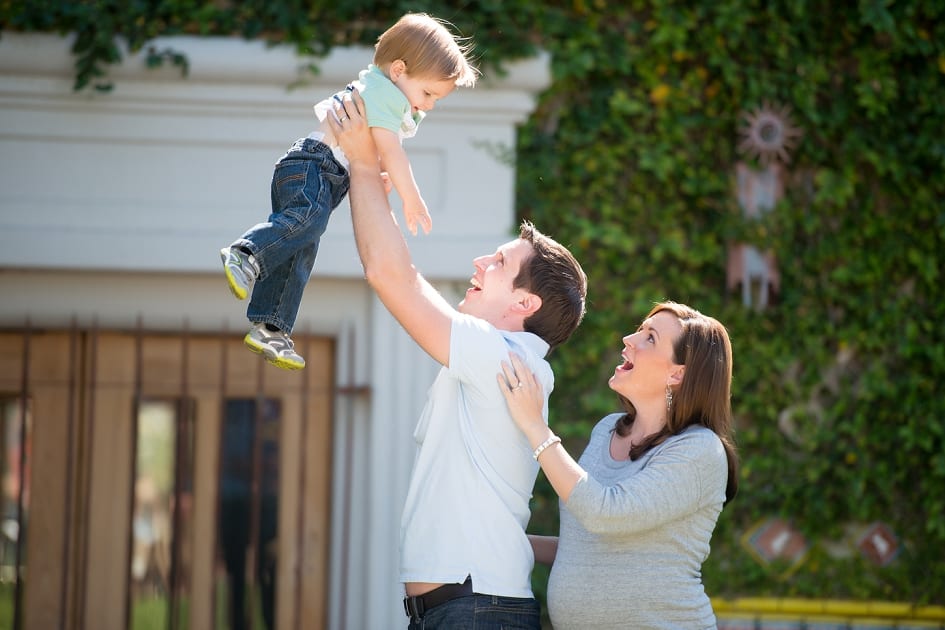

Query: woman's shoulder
666,425,726,460
675,424,722,443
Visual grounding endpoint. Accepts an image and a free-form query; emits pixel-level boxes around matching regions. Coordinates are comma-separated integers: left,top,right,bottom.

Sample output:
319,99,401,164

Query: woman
498,301,738,629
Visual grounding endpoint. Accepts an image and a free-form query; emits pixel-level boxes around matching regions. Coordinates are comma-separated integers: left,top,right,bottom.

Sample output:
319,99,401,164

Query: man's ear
389,59,407,81
514,292,542,318
667,365,686,387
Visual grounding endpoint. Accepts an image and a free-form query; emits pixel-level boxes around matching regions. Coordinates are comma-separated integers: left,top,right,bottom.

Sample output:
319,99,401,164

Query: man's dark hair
514,221,587,351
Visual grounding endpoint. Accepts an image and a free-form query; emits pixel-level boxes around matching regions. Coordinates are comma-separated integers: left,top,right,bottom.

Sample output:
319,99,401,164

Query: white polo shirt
399,313,553,597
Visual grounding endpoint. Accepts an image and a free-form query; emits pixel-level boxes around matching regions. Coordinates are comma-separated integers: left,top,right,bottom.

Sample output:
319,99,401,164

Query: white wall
0,31,549,629
0,32,549,278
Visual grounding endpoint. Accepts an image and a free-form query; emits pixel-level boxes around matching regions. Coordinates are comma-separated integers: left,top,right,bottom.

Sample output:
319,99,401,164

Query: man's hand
328,89,379,167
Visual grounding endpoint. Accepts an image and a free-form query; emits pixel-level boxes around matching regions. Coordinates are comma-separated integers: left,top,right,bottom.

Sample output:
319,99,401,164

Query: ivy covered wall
4,0,943,606
514,1,944,605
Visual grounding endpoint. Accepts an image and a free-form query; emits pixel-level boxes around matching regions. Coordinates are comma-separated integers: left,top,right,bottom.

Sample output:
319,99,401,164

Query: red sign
743,518,808,567
857,522,898,566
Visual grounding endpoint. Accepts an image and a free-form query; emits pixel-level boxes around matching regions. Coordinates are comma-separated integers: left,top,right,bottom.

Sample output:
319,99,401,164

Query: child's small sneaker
220,246,260,300
244,323,306,370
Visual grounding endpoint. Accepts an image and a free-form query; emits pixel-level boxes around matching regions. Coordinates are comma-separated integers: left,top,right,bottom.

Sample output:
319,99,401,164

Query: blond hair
374,13,478,87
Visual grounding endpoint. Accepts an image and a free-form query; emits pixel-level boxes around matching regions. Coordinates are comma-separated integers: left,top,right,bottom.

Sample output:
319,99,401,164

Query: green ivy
519,0,945,605
0,1,542,91
3,0,944,607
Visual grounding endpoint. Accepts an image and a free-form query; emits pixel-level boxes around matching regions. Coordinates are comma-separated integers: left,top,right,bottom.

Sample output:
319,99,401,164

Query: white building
0,32,548,630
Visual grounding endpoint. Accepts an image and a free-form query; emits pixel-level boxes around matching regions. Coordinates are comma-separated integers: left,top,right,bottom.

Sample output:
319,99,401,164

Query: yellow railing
713,598,945,628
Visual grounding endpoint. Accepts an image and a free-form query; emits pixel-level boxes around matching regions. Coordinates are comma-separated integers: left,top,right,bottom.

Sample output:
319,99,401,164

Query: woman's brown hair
614,301,739,503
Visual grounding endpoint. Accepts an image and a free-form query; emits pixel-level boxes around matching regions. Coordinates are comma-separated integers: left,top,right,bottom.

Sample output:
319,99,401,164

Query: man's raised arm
328,91,455,366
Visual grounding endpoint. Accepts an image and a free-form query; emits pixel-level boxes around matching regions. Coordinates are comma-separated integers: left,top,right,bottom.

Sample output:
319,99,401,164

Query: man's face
458,238,535,329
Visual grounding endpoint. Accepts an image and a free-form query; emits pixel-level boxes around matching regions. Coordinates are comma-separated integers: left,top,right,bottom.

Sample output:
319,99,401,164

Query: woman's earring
665,386,674,411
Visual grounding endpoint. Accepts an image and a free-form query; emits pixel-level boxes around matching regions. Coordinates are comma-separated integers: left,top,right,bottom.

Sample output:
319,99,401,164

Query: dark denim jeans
406,594,541,630
235,137,349,334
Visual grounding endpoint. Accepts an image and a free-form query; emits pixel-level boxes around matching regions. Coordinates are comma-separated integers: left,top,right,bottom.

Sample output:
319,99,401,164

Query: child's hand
403,198,432,236
380,171,393,195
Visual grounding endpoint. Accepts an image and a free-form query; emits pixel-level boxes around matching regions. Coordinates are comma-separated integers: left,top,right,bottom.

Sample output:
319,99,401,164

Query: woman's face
609,310,683,400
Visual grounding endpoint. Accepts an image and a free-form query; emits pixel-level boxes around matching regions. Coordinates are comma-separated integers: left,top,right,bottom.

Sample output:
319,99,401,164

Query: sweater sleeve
565,426,727,536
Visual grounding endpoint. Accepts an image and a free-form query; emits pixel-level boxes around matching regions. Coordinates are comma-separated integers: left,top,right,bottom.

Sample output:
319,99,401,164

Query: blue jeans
406,594,541,630
234,137,349,334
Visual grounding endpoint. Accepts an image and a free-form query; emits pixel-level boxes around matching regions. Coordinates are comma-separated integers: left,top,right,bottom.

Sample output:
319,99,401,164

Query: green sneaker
220,246,259,300
244,323,306,370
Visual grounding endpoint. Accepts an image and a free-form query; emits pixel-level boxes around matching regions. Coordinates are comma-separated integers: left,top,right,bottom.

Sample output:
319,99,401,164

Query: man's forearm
346,160,415,287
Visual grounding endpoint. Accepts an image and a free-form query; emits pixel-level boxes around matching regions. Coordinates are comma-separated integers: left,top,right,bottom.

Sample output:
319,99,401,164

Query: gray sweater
546,414,727,629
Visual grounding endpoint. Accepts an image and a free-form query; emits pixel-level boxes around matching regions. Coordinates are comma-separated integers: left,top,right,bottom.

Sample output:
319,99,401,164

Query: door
0,327,334,630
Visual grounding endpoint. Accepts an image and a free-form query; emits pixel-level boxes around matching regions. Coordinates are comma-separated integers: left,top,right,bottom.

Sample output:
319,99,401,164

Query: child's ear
389,59,407,81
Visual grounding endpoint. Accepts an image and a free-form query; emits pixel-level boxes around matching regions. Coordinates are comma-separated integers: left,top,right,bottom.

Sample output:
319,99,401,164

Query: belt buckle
403,595,425,620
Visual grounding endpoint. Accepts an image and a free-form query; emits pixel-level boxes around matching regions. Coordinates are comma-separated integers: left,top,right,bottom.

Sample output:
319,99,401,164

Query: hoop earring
665,386,674,412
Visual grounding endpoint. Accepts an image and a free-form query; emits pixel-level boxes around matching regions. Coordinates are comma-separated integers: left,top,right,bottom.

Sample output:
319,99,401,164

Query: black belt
403,576,474,620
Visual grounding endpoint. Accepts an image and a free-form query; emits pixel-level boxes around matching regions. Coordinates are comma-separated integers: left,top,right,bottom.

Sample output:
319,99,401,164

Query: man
329,91,587,629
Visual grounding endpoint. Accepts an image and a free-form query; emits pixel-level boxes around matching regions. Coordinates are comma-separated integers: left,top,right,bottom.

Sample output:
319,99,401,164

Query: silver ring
514,382,523,389
339,116,348,122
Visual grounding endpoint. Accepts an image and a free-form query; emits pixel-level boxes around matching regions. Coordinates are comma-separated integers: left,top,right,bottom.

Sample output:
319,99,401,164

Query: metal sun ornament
737,102,803,166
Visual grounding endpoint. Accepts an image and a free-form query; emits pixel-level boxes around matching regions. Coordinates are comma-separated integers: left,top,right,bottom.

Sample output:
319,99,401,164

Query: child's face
393,71,457,114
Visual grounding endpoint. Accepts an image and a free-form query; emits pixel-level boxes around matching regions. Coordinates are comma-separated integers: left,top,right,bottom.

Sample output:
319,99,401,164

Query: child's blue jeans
233,137,349,334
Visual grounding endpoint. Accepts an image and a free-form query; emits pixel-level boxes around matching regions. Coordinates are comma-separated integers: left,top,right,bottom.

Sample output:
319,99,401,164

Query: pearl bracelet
532,435,562,460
